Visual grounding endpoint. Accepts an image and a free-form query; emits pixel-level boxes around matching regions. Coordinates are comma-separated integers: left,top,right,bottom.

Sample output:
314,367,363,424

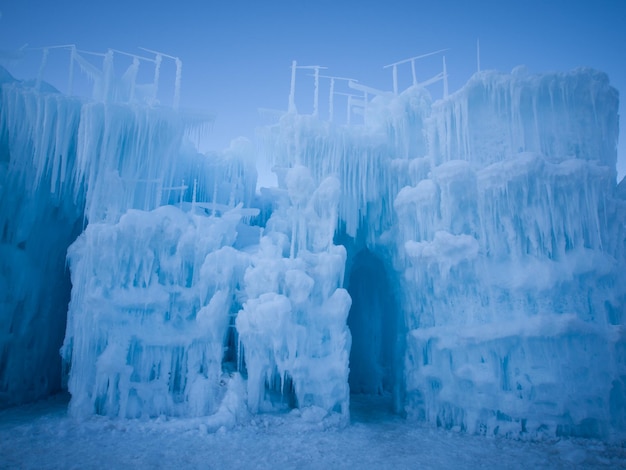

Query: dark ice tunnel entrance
345,248,401,417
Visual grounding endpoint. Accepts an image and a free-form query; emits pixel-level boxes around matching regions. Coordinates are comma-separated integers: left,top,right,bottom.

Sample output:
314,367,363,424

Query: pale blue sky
1,0,625,178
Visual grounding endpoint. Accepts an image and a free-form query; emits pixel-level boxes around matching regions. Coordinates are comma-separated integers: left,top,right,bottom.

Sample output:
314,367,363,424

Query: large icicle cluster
258,85,432,242
2,59,626,443
393,70,625,440
0,74,85,406
0,66,226,409
428,67,619,170
259,67,625,440
237,166,351,417
62,165,350,420
62,206,250,418
0,63,351,422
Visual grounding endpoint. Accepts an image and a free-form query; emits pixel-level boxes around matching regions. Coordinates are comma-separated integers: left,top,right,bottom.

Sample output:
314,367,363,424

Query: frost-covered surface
259,68,626,440
62,205,249,418
237,167,351,417
62,163,351,420
391,71,626,441
0,65,235,409
2,62,626,445
1,394,626,470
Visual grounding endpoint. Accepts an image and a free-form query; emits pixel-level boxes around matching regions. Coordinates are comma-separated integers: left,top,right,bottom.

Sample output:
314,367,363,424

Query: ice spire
288,60,297,113
443,56,448,98
36,47,49,91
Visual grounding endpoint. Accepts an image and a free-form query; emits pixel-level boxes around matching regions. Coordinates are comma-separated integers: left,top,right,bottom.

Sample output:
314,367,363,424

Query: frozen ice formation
1,62,625,441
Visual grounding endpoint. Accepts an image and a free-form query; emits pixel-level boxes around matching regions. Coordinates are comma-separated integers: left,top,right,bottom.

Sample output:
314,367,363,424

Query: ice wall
394,70,624,440
62,165,351,421
237,167,351,417
0,62,349,422
0,66,213,408
260,68,625,439
397,155,626,439
62,206,250,418
3,59,625,441
0,73,85,406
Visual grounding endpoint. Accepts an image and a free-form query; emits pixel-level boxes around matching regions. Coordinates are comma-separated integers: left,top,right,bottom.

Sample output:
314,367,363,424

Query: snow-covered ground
1,394,625,469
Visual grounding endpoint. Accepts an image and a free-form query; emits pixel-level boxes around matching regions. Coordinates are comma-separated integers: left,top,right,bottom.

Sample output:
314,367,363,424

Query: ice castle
1,46,625,441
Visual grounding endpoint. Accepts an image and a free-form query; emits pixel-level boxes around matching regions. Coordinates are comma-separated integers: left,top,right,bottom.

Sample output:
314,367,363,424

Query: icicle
36,47,49,91
443,56,448,98
191,178,197,213
288,60,297,114
153,53,162,102
328,77,335,122
102,49,114,103
313,66,320,117
68,45,76,95
173,57,182,110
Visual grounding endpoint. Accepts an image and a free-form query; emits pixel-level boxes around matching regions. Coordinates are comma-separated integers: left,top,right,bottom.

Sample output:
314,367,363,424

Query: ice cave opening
344,245,402,415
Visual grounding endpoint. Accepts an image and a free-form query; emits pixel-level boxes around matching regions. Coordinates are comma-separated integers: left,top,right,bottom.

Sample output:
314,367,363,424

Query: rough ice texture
62,206,249,418
0,75,85,406
395,71,625,440
62,166,350,420
237,167,351,417
259,68,626,440
2,64,626,442
0,67,225,409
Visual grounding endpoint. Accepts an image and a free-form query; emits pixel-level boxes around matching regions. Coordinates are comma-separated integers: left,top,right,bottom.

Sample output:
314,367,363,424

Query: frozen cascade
392,71,626,440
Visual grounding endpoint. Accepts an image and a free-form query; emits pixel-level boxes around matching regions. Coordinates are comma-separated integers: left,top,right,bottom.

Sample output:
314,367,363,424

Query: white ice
1,55,625,449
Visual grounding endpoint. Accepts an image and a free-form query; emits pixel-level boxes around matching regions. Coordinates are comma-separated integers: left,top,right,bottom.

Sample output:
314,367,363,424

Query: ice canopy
1,58,625,442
